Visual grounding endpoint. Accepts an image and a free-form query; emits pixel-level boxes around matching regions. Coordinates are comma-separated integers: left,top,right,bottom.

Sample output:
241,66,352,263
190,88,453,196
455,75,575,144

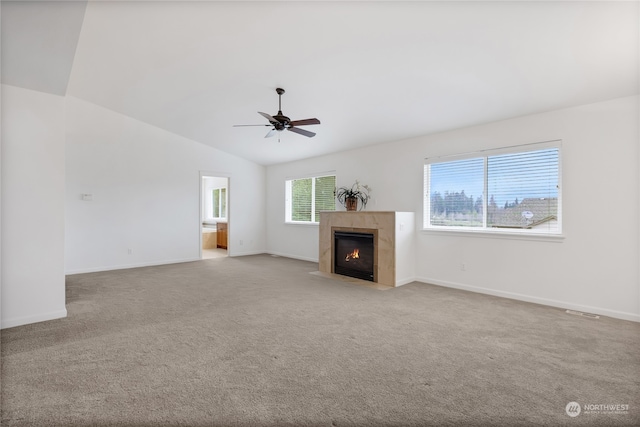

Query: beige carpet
2,254,639,426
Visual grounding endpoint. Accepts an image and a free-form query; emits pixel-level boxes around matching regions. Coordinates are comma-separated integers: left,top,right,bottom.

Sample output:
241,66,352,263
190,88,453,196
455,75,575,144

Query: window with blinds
424,142,561,234
286,174,336,223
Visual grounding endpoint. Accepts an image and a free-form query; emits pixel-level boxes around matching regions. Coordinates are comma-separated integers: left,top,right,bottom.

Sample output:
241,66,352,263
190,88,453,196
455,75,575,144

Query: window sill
421,227,564,242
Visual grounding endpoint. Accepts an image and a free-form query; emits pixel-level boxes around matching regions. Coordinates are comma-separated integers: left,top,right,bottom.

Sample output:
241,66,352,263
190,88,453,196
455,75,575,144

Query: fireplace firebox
334,231,375,281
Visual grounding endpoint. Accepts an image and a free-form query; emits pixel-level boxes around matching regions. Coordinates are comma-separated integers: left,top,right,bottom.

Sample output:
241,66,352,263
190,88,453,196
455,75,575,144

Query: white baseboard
66,252,281,274
65,257,201,275
395,277,416,287
266,251,319,263
229,250,268,257
416,276,640,323
1,308,68,330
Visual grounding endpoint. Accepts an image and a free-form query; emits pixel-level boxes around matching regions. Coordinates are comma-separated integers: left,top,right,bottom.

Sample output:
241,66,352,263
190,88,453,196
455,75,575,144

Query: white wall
266,96,640,322
65,96,266,274
1,85,67,328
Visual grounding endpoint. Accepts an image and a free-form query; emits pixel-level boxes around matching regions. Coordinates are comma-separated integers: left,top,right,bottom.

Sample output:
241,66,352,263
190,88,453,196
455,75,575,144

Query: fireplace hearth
334,231,374,281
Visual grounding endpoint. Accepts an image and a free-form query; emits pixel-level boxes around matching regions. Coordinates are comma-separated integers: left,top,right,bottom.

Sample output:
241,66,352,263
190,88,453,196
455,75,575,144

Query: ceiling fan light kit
234,88,321,141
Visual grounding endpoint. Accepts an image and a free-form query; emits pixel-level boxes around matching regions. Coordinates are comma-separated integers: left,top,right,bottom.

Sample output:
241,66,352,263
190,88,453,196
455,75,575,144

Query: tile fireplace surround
319,211,415,287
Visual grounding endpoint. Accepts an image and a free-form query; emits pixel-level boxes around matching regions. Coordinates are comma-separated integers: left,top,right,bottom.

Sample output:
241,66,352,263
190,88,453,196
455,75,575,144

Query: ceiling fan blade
235,89,320,141
233,124,271,127
289,118,321,127
258,111,280,123
288,127,316,138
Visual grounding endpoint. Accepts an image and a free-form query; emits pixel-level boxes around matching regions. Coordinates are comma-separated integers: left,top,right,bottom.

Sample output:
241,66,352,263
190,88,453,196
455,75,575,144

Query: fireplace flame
345,248,360,262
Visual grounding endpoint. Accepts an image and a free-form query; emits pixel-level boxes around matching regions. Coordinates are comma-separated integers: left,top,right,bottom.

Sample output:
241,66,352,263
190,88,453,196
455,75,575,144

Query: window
424,141,561,234
212,188,227,219
286,174,336,223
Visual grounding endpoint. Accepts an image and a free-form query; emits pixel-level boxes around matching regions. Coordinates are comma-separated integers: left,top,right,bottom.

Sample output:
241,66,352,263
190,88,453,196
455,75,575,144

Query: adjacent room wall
266,96,640,322
65,96,266,274
1,87,266,328
1,84,67,328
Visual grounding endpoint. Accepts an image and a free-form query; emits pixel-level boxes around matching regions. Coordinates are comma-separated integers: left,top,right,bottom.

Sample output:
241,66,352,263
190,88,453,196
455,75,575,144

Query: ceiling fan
233,88,320,140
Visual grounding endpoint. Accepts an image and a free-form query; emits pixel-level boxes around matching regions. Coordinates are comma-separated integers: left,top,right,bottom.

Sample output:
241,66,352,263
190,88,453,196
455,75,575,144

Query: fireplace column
318,211,415,287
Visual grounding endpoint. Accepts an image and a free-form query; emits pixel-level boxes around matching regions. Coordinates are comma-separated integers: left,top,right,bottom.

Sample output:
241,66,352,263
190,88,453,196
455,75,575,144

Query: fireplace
334,231,375,281
319,211,415,287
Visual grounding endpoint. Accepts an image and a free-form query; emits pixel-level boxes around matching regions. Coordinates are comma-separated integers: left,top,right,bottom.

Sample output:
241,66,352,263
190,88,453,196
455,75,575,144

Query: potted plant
335,180,372,211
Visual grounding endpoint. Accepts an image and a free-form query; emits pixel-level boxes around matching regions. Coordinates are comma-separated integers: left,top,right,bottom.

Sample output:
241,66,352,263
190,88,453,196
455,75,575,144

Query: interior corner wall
64,96,266,274
266,95,640,322
1,84,67,329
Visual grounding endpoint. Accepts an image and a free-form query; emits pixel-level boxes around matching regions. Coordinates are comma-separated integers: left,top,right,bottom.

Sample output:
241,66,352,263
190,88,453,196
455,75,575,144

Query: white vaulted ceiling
2,1,638,165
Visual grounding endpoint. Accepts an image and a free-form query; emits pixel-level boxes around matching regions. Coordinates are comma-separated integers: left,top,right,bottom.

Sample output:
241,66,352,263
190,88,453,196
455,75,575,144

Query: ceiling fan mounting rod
276,87,285,114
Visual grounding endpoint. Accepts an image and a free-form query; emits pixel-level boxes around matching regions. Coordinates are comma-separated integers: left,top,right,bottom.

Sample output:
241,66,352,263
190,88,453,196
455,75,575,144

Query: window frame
211,187,227,220
423,140,563,238
285,172,336,225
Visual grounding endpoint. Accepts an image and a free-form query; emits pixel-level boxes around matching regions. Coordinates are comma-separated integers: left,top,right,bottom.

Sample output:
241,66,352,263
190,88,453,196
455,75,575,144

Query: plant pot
345,197,358,211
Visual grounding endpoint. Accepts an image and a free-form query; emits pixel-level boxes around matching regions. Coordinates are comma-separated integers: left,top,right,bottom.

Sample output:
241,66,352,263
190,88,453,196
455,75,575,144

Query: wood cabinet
216,222,228,249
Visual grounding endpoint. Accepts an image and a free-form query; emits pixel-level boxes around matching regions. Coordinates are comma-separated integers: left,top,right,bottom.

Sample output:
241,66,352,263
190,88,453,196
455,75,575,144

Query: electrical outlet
128,248,133,255
460,263,466,271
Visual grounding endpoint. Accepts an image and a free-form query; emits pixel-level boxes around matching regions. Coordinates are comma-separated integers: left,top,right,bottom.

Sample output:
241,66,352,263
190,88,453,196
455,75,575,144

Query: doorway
200,174,229,259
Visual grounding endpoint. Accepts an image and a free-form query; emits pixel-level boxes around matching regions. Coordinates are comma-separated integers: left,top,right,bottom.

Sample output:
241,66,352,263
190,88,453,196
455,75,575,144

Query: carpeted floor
2,254,639,426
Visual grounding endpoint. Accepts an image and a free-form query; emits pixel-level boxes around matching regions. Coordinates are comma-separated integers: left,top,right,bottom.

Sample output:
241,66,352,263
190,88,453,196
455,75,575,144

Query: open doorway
200,174,229,259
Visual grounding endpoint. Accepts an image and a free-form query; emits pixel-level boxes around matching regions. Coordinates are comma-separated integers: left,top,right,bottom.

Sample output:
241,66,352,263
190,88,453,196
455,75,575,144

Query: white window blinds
487,148,559,231
286,174,336,223
424,142,561,234
314,176,336,222
291,178,312,221
426,158,484,228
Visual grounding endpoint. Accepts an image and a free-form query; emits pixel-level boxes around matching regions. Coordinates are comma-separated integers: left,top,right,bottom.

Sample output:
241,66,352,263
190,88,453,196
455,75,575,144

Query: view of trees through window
430,190,483,226
425,146,560,233
288,175,336,222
